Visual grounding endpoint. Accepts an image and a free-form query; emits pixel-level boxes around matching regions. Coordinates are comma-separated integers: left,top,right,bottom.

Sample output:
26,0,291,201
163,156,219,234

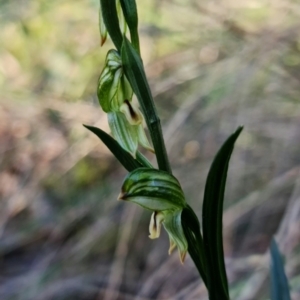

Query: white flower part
120,100,143,125
149,211,164,239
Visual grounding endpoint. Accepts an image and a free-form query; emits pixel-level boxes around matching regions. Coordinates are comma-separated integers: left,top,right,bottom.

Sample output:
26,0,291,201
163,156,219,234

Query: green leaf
121,38,171,173
83,124,142,172
100,0,123,51
121,38,153,122
202,126,243,300
182,205,207,287
120,0,140,53
270,238,291,300
119,168,186,211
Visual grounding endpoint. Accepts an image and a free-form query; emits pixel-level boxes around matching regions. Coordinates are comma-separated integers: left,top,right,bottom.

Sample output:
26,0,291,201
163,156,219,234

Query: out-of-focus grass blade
100,0,123,51
270,238,291,300
84,125,142,171
202,126,243,300
181,205,207,287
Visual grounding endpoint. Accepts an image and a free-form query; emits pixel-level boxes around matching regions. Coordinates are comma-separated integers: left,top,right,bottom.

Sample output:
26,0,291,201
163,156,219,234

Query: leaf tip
235,125,244,135
100,36,107,46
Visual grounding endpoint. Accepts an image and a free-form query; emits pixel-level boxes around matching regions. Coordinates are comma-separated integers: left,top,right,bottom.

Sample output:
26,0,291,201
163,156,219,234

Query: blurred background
1,0,300,299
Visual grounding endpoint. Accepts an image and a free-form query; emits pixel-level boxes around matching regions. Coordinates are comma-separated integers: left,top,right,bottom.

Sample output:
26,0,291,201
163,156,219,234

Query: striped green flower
97,50,153,156
118,168,188,263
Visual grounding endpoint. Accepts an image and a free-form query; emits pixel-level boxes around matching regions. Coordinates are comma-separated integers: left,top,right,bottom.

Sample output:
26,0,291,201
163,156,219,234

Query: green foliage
121,38,171,173
119,0,140,53
270,238,291,300
83,125,142,171
202,126,243,299
86,1,245,299
182,205,207,286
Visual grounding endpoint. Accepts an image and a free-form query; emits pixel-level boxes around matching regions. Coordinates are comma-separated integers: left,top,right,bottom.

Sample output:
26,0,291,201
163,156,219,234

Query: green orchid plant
84,0,241,298
83,0,291,299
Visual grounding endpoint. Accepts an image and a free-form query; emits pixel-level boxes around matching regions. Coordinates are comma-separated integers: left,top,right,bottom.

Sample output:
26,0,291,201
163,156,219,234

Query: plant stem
121,39,172,174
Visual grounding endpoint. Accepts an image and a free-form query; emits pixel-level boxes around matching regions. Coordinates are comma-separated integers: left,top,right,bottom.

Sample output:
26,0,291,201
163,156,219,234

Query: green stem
130,29,140,55
121,38,172,174
148,115,171,174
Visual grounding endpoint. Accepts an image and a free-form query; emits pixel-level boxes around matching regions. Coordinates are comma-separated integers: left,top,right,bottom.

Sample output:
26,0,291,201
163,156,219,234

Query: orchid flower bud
97,50,133,112
108,111,138,157
119,100,154,152
118,168,188,263
108,109,153,157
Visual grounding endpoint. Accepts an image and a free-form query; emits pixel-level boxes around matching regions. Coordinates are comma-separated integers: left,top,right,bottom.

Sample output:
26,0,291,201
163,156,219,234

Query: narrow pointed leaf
120,0,140,53
83,125,142,171
202,126,243,300
100,0,123,51
119,168,186,211
270,238,291,300
121,38,171,173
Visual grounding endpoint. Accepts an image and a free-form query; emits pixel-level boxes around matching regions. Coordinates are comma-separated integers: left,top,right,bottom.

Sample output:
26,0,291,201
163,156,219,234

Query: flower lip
125,100,138,120
120,100,142,125
149,211,164,239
